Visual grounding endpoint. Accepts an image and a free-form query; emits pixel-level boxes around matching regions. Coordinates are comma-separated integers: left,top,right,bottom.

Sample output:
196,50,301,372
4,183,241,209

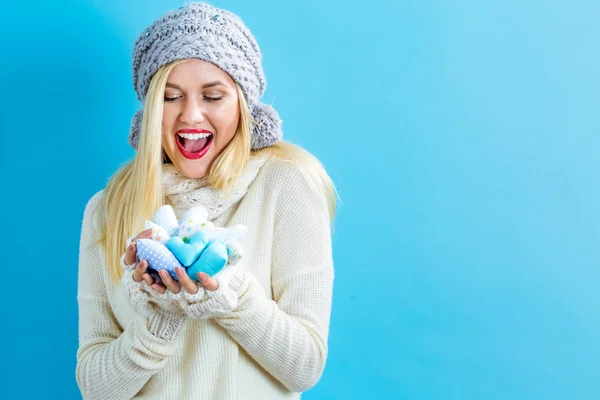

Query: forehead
167,59,235,88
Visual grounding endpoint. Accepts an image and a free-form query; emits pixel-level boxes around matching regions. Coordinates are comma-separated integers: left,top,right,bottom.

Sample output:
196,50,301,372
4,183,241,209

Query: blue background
0,0,598,399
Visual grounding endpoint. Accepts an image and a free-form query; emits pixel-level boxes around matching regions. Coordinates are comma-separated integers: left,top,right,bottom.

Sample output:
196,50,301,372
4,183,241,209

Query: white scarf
161,157,266,221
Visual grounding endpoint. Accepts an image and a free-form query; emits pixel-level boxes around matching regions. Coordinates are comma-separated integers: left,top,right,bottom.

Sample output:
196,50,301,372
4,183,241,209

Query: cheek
213,102,240,139
162,108,175,131
161,109,177,146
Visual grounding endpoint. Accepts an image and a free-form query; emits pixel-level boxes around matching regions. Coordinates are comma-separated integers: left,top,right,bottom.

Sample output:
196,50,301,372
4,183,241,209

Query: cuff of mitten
227,270,247,296
173,270,247,319
213,271,259,324
121,254,153,318
120,252,136,269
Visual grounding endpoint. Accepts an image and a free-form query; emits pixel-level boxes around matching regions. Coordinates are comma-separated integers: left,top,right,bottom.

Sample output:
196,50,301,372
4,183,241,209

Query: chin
172,159,210,179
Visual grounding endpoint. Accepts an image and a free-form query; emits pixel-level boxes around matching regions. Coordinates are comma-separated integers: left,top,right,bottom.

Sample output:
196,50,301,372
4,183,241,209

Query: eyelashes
163,96,222,103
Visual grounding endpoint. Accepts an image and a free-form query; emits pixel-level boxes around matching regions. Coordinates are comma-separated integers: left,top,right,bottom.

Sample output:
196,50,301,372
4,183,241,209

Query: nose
179,97,205,125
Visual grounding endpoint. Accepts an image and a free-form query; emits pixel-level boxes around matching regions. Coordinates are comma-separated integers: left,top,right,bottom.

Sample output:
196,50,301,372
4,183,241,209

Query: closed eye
163,95,223,103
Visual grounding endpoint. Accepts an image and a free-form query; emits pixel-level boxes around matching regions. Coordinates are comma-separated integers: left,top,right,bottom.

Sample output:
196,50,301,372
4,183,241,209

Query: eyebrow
165,81,227,90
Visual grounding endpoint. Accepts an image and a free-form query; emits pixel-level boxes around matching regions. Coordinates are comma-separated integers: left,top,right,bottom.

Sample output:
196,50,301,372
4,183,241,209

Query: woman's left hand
145,267,219,294
140,240,246,319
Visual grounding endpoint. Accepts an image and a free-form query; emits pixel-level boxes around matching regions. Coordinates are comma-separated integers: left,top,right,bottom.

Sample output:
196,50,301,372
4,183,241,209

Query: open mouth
175,132,214,159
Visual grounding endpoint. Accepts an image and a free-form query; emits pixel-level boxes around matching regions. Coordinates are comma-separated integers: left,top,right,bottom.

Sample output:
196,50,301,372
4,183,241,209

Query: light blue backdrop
0,0,598,399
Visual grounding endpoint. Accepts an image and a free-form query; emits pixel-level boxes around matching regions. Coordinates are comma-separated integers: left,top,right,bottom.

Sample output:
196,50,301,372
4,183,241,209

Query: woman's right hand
120,229,187,339
121,228,184,316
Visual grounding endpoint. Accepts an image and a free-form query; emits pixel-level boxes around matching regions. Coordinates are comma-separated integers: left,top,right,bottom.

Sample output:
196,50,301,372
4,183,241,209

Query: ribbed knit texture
76,157,334,399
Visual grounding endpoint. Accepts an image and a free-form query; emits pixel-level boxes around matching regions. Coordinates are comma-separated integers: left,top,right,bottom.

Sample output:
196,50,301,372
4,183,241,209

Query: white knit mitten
120,253,187,339
170,255,247,319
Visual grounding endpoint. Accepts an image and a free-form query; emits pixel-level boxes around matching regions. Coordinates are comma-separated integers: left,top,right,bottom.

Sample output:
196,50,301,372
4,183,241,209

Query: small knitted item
186,239,227,277
127,2,283,151
177,206,211,240
151,205,179,237
136,204,247,282
121,203,248,320
165,230,210,267
137,238,183,280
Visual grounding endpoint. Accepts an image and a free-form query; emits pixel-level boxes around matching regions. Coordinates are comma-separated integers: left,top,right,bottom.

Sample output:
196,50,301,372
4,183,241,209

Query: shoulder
82,189,106,229
86,189,105,209
254,156,330,220
256,157,312,194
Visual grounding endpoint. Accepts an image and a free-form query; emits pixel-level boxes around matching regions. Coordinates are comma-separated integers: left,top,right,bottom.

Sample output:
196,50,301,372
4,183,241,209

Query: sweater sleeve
76,191,187,400
215,162,334,393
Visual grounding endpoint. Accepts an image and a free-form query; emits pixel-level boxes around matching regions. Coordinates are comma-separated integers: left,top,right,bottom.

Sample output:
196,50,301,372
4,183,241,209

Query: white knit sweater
76,158,334,400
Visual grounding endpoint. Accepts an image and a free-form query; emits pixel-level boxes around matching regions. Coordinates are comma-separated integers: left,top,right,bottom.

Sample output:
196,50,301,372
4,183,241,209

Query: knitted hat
128,2,282,151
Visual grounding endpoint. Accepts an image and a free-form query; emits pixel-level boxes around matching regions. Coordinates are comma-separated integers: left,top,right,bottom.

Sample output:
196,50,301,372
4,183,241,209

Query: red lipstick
176,128,212,134
175,129,214,160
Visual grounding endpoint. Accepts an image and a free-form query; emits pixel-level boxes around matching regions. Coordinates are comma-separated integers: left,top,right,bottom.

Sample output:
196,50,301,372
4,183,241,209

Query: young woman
76,2,336,399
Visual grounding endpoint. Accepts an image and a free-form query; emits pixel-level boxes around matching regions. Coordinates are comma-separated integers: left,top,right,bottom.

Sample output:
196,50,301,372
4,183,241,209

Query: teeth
177,133,212,140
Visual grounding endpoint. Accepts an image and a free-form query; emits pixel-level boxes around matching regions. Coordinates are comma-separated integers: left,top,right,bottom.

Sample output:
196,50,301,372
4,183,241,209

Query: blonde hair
97,59,338,283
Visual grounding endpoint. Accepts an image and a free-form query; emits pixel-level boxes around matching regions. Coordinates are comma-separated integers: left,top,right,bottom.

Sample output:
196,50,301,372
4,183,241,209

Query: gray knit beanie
128,2,282,151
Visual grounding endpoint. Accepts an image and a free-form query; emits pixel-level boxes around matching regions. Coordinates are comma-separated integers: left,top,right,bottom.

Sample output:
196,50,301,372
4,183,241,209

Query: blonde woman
76,2,336,399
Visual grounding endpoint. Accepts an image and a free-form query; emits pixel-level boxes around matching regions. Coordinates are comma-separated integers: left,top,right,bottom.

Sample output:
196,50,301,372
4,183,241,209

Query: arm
75,191,187,400
214,163,335,392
